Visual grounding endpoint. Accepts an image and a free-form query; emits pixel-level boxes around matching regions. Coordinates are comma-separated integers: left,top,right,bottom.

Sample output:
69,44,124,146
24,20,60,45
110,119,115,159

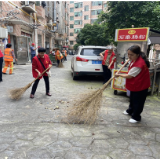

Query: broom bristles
58,60,64,68
9,83,32,100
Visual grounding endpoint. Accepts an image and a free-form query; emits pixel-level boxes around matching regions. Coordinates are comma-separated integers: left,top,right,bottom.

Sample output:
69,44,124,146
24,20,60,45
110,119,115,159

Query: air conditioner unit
25,1,29,6
0,27,8,38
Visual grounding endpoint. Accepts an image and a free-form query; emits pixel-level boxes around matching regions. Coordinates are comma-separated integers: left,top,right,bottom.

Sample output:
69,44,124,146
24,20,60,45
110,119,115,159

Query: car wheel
114,90,118,95
73,72,78,80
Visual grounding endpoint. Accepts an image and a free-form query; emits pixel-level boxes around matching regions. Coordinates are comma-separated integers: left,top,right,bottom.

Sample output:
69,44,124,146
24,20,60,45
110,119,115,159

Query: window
70,16,74,21
70,8,74,12
91,19,98,24
80,48,106,56
91,9,102,15
70,1,74,4
74,28,81,33
74,12,82,17
74,20,82,25
70,32,74,36
104,3,107,8
84,5,89,11
84,15,89,20
74,2,83,8
70,41,74,45
92,1,102,6
70,24,74,28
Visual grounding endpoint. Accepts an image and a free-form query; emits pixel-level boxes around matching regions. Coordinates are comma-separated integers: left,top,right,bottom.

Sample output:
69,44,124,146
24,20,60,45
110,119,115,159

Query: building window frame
91,9,102,15
84,5,89,11
70,24,74,28
70,32,74,36
74,2,83,8
70,16,74,21
70,41,74,45
70,8,74,12
84,15,89,20
92,1,102,6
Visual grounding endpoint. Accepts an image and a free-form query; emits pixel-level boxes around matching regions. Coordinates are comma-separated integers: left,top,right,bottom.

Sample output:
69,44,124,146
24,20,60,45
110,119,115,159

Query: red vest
0,50,3,58
102,50,116,69
32,54,51,79
126,56,150,92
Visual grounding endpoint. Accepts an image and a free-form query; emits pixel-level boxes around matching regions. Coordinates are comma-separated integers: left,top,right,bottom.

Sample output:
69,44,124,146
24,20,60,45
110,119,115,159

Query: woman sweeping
30,47,52,98
115,45,150,123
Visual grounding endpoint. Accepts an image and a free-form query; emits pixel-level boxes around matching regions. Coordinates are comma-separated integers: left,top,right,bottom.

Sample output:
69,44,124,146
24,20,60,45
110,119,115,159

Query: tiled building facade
0,1,69,62
67,1,107,49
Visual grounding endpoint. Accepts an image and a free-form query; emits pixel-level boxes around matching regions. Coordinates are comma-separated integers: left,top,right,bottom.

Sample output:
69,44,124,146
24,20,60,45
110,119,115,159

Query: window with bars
74,28,81,33
70,8,74,12
38,35,42,47
74,20,82,25
74,12,82,17
70,32,74,36
70,16,74,21
70,41,74,45
74,2,83,8
91,19,98,24
92,1,102,6
91,9,102,15
84,5,89,11
70,24,74,28
84,15,89,20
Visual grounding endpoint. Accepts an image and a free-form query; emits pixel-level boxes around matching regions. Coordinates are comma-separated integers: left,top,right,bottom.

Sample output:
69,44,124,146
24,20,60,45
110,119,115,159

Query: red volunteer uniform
32,54,52,79
126,56,150,92
102,50,116,69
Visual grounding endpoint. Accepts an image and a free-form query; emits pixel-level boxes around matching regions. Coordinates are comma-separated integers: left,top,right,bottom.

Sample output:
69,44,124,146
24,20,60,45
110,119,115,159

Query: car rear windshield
80,48,106,56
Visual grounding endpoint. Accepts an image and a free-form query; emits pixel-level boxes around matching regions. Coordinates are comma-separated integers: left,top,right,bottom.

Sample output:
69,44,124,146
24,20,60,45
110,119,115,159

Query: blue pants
31,54,36,63
0,57,3,81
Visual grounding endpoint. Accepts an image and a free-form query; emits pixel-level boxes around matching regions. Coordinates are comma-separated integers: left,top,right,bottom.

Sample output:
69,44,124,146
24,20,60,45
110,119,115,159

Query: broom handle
102,59,130,90
30,67,50,84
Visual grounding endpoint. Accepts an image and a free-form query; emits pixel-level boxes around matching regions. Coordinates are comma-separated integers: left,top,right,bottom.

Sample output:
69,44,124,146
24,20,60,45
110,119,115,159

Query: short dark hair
38,47,46,53
6,44,12,48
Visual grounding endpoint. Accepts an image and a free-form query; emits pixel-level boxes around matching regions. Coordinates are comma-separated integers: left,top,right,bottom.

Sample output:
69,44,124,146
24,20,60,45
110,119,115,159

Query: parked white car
71,45,108,80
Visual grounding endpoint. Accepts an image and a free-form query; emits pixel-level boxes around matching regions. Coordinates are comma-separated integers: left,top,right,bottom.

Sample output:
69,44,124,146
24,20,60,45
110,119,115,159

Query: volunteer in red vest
115,45,150,123
30,47,52,98
2,44,17,75
0,49,3,82
99,46,116,84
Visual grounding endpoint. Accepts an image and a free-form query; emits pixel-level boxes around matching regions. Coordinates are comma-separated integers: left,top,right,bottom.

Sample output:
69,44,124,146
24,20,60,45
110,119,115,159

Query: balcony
36,6,45,19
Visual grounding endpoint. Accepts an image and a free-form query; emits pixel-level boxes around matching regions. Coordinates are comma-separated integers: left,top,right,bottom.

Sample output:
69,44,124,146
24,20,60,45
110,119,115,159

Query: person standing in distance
0,49,3,82
30,43,38,63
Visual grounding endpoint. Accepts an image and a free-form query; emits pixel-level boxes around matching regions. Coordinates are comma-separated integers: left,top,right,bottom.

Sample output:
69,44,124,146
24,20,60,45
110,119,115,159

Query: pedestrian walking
99,46,116,84
0,49,3,82
115,45,150,123
64,49,67,61
30,47,52,98
30,43,38,63
2,44,17,75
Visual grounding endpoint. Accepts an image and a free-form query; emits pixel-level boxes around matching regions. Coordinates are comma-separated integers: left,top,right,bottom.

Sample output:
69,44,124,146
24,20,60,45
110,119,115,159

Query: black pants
0,57,3,81
31,54,35,63
31,76,50,95
126,88,148,121
102,65,111,83
64,56,67,61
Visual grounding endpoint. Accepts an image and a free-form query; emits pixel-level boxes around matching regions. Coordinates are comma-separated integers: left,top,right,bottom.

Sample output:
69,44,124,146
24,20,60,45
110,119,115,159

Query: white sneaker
129,118,138,123
123,110,129,115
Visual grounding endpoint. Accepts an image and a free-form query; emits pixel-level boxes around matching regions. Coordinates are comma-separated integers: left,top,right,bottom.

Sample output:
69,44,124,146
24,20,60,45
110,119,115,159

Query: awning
63,46,69,48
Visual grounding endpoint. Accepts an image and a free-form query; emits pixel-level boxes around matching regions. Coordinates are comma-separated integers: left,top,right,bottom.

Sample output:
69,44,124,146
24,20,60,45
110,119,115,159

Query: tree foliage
76,23,111,46
99,1,160,38
76,1,160,46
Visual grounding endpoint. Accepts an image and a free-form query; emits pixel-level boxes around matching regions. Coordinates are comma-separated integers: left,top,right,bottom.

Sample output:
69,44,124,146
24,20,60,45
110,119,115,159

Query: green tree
76,23,110,46
98,1,160,39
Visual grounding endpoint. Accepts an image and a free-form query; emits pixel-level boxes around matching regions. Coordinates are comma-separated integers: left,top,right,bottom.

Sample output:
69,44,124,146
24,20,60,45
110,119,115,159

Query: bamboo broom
67,59,130,125
9,67,51,100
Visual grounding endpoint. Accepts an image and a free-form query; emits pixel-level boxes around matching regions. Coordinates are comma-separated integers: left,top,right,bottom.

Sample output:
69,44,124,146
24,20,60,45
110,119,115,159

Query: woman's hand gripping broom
9,66,52,100
67,59,130,125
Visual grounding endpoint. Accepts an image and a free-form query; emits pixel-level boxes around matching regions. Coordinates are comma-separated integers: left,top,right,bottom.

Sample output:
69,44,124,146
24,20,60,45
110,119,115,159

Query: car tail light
76,56,88,62
95,69,100,71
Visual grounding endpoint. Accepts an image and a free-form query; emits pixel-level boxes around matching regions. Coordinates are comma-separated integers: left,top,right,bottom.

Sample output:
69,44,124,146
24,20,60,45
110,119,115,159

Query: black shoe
2,72,6,74
0,80,2,82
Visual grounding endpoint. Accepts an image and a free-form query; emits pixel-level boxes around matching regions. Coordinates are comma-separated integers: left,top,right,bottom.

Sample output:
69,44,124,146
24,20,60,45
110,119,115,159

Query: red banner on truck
115,27,149,42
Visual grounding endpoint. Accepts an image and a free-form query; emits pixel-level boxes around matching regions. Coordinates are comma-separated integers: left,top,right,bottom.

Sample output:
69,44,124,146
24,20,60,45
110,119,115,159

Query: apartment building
0,1,69,63
67,1,107,49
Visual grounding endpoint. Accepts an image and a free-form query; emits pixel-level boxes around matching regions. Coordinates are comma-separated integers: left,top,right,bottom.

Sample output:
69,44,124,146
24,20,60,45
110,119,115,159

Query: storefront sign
115,27,149,42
